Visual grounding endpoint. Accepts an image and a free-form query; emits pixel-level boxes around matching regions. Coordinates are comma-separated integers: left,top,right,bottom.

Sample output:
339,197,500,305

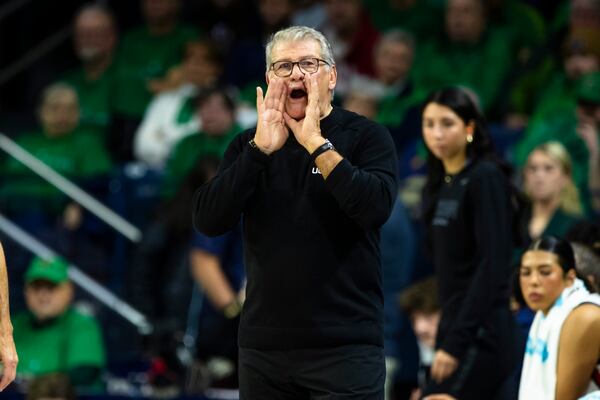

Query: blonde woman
522,141,583,242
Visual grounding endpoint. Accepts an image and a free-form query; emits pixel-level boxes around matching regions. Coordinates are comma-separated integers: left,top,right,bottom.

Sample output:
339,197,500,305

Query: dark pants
239,344,385,400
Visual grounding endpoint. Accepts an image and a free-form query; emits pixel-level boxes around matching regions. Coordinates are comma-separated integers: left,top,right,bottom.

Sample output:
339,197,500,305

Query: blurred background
0,0,598,399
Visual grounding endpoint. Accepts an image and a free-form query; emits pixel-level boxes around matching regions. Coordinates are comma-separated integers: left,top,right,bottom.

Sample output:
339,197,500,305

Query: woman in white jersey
519,236,600,400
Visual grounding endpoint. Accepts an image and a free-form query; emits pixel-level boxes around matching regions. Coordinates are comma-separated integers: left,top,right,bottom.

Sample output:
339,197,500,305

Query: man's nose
290,63,305,79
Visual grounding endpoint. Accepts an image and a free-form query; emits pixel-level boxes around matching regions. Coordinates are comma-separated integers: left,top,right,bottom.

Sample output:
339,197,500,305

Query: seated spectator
412,0,512,115
341,77,383,120
521,141,583,242
518,33,599,128
26,373,76,400
61,4,117,136
110,0,198,162
380,197,417,400
372,29,426,157
161,87,239,198
362,0,443,42
134,39,223,168
321,0,381,97
399,277,440,400
189,221,245,390
0,83,112,237
515,71,600,215
13,257,106,391
518,236,600,399
129,156,222,390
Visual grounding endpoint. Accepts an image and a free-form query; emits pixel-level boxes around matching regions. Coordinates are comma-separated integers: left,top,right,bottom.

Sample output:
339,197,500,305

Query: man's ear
328,65,337,90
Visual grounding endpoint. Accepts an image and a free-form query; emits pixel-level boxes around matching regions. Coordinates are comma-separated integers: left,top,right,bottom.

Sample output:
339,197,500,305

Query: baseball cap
576,72,600,104
25,256,69,284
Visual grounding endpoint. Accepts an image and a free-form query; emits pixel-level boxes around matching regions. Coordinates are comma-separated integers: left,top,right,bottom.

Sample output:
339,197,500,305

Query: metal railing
0,213,152,334
0,132,150,332
0,133,142,242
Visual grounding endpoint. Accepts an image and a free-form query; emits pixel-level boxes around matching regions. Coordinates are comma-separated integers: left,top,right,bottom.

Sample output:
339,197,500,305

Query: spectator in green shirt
0,83,112,235
515,72,600,216
521,142,582,242
110,0,198,162
13,257,106,391
373,30,427,148
62,4,117,136
162,87,239,198
134,39,224,168
362,0,443,42
412,0,512,116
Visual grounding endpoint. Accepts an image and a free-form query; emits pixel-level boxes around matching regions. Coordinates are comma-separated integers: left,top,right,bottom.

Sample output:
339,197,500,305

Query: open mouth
290,88,307,99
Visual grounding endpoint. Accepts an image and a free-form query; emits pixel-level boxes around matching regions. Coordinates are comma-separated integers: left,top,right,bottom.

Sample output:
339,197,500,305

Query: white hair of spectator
265,26,335,72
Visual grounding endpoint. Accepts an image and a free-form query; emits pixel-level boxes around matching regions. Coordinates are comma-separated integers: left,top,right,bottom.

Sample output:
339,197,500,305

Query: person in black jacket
193,25,397,399
420,87,519,399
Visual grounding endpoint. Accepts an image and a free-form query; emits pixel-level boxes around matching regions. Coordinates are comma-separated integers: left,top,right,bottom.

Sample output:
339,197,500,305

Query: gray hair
376,29,416,54
265,26,335,72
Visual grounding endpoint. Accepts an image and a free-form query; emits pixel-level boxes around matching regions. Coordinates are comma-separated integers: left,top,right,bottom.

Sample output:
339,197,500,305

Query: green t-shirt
62,64,116,135
362,0,443,41
112,24,198,118
13,308,106,378
0,129,112,213
412,28,512,113
161,124,239,197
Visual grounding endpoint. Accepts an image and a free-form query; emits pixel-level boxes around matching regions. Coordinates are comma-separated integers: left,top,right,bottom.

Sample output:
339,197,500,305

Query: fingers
0,354,18,391
278,80,287,114
306,74,320,118
256,86,265,115
264,78,285,113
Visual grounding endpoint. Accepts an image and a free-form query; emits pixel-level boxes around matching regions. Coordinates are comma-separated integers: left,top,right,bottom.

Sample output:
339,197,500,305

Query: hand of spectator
63,203,83,231
430,349,458,383
0,325,18,391
284,74,323,152
254,78,289,155
423,394,457,400
576,121,599,160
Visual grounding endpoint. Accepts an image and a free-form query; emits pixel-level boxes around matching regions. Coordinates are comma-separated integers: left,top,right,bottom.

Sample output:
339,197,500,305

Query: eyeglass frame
269,57,331,77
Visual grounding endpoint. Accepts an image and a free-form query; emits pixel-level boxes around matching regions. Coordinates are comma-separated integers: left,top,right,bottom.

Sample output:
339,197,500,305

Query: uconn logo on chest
311,167,322,175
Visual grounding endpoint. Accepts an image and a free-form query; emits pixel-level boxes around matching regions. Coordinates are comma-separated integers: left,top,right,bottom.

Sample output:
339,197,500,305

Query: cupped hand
254,78,289,155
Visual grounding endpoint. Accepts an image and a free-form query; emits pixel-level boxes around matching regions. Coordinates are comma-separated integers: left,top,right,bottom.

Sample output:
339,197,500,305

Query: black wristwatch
310,139,335,162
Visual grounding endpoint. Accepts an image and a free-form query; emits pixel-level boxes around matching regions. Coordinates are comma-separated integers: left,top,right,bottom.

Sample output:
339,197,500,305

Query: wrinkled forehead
270,39,322,62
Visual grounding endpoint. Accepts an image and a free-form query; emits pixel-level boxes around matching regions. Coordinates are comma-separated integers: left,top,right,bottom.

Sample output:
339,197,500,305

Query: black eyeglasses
270,57,330,77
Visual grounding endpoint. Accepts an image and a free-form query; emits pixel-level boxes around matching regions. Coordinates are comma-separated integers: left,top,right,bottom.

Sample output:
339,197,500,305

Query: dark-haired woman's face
519,250,575,314
422,102,471,169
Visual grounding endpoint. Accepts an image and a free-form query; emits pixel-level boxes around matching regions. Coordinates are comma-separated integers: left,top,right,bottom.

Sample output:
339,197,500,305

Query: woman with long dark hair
420,87,518,398
518,236,600,399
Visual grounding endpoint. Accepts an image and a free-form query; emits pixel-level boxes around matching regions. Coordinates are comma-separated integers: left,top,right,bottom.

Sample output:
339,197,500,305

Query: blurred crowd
0,0,599,399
